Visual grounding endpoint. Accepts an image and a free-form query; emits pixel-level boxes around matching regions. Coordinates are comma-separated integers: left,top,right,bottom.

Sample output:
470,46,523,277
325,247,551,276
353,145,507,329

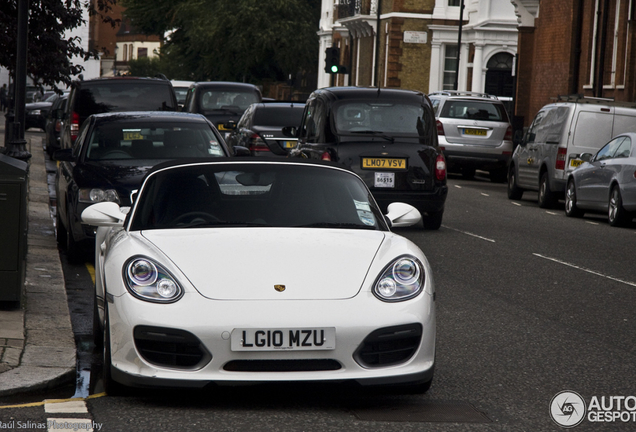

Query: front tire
608,186,629,227
538,172,557,209
565,180,584,218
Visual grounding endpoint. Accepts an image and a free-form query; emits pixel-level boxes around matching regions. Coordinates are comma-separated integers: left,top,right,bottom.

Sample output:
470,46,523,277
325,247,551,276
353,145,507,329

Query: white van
507,95,636,207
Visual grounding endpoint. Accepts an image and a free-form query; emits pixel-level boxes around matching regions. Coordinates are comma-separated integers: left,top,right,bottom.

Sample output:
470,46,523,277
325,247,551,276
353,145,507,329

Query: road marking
0,393,106,409
586,221,599,225
481,193,489,197
44,400,87,413
86,263,95,285
442,225,496,243
454,185,462,189
533,253,636,287
512,202,522,206
546,211,558,215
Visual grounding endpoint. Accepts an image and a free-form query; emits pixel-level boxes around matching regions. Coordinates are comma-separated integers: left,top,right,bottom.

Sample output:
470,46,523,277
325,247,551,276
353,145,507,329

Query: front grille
354,324,422,368
133,326,211,370
223,359,341,372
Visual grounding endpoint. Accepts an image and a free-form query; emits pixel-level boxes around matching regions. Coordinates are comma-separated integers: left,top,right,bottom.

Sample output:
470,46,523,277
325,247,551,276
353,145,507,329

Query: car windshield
85,121,226,160
78,82,177,115
130,163,384,231
440,100,508,122
199,90,260,112
253,106,304,127
333,100,431,136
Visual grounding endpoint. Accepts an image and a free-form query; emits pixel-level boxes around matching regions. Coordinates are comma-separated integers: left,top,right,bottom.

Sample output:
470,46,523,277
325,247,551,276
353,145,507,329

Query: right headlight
123,256,183,303
373,255,425,302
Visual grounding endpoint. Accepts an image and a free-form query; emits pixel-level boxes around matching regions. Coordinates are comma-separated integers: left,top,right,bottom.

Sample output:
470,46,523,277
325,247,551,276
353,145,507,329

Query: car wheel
564,180,584,218
461,167,475,180
507,165,524,200
103,303,126,396
608,186,629,227
489,168,507,183
538,172,557,209
422,210,443,230
55,210,67,248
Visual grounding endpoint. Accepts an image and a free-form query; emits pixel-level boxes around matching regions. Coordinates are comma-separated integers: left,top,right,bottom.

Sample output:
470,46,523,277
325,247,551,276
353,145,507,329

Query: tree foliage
0,0,117,90
121,0,321,83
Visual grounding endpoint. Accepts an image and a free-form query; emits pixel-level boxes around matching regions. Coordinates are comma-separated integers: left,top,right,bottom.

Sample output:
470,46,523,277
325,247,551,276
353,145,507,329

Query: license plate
374,172,395,188
231,328,336,351
462,128,487,136
362,158,406,170
123,131,143,140
217,123,231,131
284,140,297,149
570,159,583,168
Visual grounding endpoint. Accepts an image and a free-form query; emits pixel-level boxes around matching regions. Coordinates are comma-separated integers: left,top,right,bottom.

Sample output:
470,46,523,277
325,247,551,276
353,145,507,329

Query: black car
45,92,69,157
288,87,448,230
182,82,262,138
60,77,178,150
54,112,233,262
225,102,305,156
25,92,63,131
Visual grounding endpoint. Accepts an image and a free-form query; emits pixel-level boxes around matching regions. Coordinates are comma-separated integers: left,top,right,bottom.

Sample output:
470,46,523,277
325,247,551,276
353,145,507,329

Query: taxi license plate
570,159,583,168
284,140,297,149
362,158,406,170
123,131,144,140
217,123,231,131
462,128,487,136
231,328,336,351
374,172,395,188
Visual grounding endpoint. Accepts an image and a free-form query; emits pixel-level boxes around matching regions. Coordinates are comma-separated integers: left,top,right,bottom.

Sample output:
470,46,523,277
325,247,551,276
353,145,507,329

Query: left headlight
373,255,425,302
79,188,120,204
124,257,183,303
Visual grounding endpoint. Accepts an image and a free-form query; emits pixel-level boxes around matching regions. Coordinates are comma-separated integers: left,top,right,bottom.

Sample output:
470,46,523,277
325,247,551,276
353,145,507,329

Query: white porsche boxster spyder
82,158,436,394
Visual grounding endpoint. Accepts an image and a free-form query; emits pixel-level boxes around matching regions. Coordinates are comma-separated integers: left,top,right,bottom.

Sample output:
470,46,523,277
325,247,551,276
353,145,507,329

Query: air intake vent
224,359,341,372
134,326,211,370
354,324,422,368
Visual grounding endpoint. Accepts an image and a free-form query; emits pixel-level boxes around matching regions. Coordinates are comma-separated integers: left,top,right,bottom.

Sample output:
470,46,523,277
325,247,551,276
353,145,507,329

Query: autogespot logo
550,391,587,428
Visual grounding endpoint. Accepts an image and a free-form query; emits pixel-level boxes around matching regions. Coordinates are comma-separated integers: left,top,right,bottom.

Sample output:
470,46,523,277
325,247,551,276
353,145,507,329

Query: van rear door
612,107,636,136
569,107,614,175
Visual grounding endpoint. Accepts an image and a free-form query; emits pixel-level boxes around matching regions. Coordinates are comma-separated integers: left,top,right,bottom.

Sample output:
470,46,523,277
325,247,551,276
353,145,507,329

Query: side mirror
233,145,250,157
385,203,422,228
580,153,594,162
81,202,127,227
282,126,298,138
53,148,74,162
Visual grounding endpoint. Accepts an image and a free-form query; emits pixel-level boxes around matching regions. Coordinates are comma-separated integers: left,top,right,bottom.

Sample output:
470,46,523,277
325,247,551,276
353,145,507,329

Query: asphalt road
2,138,635,431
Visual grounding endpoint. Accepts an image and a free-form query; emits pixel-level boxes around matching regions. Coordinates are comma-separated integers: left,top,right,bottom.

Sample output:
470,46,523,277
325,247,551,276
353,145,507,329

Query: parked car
428,91,513,182
288,87,448,230
225,102,305,156
25,92,64,131
60,77,178,150
45,93,69,157
565,132,636,226
54,112,232,263
170,80,195,108
82,158,436,394
182,82,262,138
508,95,636,207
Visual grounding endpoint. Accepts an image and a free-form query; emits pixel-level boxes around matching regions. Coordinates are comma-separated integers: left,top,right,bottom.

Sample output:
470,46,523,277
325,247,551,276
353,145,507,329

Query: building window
443,45,458,90
448,0,461,6
129,44,134,60
122,45,127,61
138,47,148,58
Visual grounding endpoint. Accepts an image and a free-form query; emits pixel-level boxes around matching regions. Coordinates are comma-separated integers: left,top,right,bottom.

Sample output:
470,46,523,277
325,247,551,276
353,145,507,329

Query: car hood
141,228,386,300
78,161,154,205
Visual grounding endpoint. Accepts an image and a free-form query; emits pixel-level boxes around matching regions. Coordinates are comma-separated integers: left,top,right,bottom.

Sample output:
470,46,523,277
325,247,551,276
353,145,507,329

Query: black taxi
288,87,448,229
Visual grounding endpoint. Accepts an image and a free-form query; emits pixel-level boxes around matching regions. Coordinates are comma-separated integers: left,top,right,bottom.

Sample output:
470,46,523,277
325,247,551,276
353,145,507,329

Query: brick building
512,0,636,127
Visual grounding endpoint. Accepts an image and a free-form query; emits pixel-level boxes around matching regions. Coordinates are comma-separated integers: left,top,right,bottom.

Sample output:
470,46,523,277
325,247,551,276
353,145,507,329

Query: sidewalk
0,113,76,397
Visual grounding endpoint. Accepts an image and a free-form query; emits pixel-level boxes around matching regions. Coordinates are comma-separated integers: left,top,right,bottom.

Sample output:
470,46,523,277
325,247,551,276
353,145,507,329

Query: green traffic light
330,65,339,73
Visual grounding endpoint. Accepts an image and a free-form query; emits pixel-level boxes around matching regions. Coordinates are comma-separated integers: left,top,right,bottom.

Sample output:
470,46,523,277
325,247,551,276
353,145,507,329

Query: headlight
79,188,120,204
124,257,183,303
373,256,425,302
30,109,41,116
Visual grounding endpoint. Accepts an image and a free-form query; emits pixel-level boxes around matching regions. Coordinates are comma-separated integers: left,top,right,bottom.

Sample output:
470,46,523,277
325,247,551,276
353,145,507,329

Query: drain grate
353,400,492,423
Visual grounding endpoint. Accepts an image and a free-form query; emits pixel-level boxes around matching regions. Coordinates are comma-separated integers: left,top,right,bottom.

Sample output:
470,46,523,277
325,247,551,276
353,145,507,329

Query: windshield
199,89,260,112
440,100,509,122
78,82,177,115
85,121,226,160
253,106,304,127
130,164,384,231
333,100,430,136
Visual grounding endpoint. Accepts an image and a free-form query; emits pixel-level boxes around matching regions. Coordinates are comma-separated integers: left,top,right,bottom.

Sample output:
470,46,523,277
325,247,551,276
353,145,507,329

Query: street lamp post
453,0,465,91
2,0,31,160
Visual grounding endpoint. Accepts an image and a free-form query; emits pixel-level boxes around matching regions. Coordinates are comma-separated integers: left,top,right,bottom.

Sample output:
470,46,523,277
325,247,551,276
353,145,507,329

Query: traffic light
324,47,341,74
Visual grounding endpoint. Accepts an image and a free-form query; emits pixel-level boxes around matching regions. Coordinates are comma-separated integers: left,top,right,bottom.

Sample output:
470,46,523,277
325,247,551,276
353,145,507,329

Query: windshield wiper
349,130,395,143
179,220,271,228
295,222,375,229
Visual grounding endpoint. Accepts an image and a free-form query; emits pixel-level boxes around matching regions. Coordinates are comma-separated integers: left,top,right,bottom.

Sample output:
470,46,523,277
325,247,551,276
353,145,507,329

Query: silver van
507,95,636,207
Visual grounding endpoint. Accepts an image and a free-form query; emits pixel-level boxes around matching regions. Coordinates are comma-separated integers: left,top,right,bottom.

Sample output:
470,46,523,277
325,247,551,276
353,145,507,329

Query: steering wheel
100,150,132,159
173,212,220,226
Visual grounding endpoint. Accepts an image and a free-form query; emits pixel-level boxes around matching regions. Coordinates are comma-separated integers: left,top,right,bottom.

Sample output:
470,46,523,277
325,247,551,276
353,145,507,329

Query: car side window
73,121,90,158
301,99,326,143
613,137,631,159
595,137,625,162
525,110,546,144
237,105,253,129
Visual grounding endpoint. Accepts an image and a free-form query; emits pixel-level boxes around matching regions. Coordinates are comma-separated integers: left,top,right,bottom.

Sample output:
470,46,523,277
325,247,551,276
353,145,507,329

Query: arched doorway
485,52,513,97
